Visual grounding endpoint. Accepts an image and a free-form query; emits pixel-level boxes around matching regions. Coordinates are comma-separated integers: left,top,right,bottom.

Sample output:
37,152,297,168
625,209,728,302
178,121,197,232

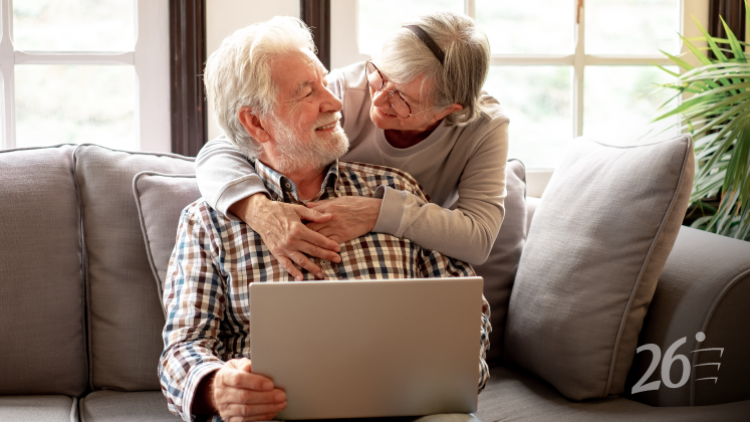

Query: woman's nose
371,87,391,108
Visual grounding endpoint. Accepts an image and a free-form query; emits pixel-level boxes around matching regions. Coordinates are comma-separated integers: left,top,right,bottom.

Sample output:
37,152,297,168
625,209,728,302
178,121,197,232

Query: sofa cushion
473,159,527,364
133,172,201,302
79,391,180,422
504,135,694,400
73,145,195,391
0,395,77,422
0,145,87,397
477,365,750,422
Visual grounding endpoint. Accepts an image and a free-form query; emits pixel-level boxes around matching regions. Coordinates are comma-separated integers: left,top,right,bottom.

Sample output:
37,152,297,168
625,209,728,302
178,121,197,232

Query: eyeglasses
365,60,413,119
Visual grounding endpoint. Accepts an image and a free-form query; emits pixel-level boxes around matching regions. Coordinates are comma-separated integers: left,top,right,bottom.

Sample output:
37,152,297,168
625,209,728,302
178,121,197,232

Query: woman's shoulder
442,92,510,155
475,92,510,127
449,94,509,145
329,61,368,93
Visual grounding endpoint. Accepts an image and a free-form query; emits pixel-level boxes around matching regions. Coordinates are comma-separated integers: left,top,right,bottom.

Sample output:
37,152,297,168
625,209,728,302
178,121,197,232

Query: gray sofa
1,143,748,422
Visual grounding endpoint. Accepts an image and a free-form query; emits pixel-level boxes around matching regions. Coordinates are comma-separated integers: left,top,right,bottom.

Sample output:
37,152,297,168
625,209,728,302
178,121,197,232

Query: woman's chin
370,106,399,130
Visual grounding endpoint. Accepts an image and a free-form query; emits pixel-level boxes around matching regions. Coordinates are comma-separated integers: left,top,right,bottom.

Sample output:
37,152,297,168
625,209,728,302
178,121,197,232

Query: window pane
583,66,679,145
476,0,574,54
15,65,136,150
484,66,573,169
358,0,464,56
586,0,680,55
13,0,135,51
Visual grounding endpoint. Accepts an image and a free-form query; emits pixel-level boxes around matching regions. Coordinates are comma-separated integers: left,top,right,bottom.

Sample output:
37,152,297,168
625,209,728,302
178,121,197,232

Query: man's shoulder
179,198,231,227
338,161,425,195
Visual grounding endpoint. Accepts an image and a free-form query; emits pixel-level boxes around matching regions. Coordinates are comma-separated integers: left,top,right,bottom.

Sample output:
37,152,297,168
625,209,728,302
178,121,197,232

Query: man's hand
230,194,342,280
305,196,382,244
204,358,287,422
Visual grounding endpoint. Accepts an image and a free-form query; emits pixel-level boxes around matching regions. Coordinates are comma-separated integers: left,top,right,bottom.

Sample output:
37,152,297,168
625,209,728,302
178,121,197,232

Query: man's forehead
269,49,326,97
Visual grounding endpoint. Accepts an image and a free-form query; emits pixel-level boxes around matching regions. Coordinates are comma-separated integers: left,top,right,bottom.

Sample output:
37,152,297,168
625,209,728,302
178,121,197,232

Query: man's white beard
268,111,349,174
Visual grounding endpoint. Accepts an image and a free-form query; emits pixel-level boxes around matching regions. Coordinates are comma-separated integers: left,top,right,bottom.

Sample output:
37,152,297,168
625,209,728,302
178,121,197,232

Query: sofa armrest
626,226,750,407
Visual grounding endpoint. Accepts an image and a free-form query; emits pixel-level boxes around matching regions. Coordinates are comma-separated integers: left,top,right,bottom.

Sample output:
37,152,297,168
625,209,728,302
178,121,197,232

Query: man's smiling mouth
316,121,338,131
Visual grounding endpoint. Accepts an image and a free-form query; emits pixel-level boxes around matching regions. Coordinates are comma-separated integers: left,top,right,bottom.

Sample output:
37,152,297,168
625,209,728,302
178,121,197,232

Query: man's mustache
314,112,342,131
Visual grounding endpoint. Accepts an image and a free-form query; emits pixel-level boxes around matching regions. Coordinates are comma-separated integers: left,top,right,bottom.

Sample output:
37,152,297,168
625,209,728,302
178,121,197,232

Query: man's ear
238,107,272,143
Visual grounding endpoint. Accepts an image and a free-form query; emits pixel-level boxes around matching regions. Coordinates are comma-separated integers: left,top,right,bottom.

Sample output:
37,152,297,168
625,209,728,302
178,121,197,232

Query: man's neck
257,154,326,201
283,166,327,201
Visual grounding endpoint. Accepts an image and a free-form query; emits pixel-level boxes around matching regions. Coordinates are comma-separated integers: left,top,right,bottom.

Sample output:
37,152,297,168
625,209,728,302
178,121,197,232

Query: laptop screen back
249,277,483,420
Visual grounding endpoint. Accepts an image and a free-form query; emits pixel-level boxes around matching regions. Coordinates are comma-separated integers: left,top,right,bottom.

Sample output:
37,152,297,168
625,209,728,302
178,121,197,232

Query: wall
330,0,371,69
206,0,299,140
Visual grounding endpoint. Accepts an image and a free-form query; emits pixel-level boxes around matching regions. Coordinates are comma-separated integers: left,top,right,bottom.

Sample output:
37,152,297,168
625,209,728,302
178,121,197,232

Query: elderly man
159,16,490,422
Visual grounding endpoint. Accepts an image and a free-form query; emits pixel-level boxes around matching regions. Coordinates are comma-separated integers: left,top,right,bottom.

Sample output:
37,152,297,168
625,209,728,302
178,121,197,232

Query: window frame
0,0,170,152
465,0,691,139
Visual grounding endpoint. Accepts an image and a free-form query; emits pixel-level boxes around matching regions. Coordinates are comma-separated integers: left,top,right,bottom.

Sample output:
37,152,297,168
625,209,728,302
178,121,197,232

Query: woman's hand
230,194,342,281
305,196,382,244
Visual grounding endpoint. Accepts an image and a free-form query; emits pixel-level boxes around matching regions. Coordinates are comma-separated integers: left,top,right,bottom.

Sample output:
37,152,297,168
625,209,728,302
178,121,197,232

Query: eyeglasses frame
365,60,415,119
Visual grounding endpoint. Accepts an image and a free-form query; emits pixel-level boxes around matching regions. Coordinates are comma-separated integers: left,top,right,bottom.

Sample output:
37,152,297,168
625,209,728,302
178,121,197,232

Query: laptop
249,277,484,420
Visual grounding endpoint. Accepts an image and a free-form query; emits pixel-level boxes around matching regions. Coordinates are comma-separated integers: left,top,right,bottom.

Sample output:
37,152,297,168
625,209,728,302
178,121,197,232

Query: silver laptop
249,277,484,420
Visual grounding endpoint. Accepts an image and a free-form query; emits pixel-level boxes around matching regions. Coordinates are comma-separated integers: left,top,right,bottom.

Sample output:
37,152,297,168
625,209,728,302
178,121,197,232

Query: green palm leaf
653,1,750,241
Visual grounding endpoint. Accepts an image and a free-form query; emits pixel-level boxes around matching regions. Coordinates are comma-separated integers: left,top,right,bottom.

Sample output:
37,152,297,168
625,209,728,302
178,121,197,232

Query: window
331,0,708,170
1,0,169,152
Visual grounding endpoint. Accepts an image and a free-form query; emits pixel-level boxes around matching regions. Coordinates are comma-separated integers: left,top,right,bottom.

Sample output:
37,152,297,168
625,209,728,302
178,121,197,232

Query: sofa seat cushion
477,365,750,422
79,391,180,422
0,145,87,397
0,395,76,422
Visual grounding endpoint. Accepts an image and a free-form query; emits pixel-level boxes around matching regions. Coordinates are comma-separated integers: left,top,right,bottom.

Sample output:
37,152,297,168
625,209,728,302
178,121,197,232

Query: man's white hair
377,12,490,126
204,16,316,158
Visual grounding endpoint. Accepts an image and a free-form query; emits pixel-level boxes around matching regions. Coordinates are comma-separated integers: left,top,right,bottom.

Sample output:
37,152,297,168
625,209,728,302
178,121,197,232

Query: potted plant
653,2,750,241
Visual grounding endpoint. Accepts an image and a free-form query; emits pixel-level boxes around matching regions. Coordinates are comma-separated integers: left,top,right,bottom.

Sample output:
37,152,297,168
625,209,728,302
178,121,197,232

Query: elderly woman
196,11,509,280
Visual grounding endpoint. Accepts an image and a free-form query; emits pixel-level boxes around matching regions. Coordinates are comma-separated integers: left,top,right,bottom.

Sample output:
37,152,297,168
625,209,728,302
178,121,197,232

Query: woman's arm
195,136,269,219
195,137,341,280
308,118,509,266
380,124,508,265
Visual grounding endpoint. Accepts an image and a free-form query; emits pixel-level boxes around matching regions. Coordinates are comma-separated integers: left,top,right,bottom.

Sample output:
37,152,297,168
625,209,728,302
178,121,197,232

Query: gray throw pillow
473,159,527,365
133,172,201,304
504,134,694,401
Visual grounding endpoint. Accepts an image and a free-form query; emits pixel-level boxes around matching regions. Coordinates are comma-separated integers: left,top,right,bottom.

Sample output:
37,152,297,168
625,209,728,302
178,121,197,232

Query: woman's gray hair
377,11,490,126
203,16,316,158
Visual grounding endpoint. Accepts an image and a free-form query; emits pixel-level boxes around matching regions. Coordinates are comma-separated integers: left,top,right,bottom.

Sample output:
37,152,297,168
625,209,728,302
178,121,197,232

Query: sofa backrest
73,145,195,392
0,145,88,397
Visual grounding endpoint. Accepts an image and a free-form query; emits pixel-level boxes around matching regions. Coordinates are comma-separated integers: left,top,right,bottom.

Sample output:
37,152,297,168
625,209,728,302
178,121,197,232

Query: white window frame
464,0,708,139
0,0,170,152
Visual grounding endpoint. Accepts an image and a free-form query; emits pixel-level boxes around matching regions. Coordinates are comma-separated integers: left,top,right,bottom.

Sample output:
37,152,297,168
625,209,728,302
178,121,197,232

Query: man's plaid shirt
159,159,492,422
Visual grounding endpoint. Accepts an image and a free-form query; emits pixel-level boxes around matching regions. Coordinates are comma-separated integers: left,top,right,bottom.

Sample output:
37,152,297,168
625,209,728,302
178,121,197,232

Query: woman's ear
435,103,463,121
238,107,272,143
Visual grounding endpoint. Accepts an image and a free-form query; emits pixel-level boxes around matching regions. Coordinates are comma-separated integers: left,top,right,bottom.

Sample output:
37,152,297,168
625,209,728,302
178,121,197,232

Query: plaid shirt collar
253,159,341,204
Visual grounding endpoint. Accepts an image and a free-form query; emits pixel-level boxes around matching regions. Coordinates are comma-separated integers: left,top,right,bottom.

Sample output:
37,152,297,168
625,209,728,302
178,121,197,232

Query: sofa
0,141,748,422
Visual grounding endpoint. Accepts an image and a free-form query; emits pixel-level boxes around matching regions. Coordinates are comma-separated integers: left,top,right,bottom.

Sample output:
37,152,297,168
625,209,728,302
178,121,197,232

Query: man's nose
321,85,343,113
